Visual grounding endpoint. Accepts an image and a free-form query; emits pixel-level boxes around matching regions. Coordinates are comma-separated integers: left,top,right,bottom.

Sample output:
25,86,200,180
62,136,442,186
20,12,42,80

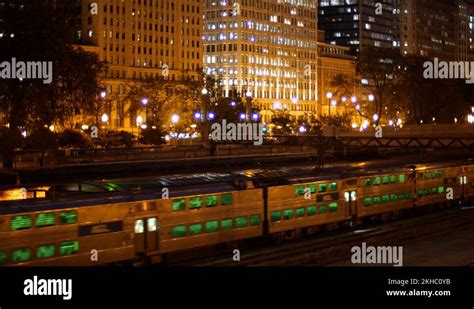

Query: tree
358,47,401,125
0,2,104,167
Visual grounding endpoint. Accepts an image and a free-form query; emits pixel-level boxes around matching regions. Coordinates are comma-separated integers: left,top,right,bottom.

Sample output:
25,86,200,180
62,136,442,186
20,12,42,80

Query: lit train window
382,177,390,184
134,219,144,234
364,198,372,206
295,208,305,218
329,203,338,212
189,224,203,235
271,211,281,222
460,176,468,185
390,194,398,202
382,195,390,203
11,215,32,231
283,210,294,220
205,196,218,207
344,192,350,202
172,199,186,211
373,196,381,204
60,241,79,256
221,219,233,230
308,184,316,194
318,184,327,193
249,215,261,226
418,190,424,197
295,186,305,196
0,251,7,265
171,226,186,238
318,205,327,214
12,248,31,263
432,187,438,194
399,175,406,183
60,211,77,224
236,217,248,228
221,194,233,206
189,197,203,209
307,206,317,216
364,179,372,186
329,182,337,191
373,177,381,186
36,245,55,259
147,218,157,232
351,191,357,201
205,221,219,233
390,176,398,184
36,213,56,228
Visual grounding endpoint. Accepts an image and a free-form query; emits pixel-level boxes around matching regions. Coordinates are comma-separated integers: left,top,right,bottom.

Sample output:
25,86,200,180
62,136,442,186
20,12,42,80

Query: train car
0,182,264,266
356,169,415,218
415,164,462,207
266,177,349,235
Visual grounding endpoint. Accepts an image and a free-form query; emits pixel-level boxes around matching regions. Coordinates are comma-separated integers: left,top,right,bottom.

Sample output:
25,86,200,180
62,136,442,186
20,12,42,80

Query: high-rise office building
318,0,399,55
56,0,204,129
203,0,319,121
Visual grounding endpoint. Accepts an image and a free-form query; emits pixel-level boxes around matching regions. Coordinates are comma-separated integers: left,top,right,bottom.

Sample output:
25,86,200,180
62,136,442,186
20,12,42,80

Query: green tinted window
221,219,233,230
390,194,398,202
329,203,338,213
438,187,445,194
373,196,381,204
295,185,305,196
390,176,398,183
432,187,438,194
189,197,203,209
398,193,406,200
205,196,218,207
424,173,431,179
189,224,203,235
295,207,305,218
236,217,248,228
382,195,390,203
221,194,233,205
172,199,186,211
283,209,294,220
308,184,316,194
407,192,414,199
399,175,406,183
60,211,77,224
307,206,317,216
59,241,79,256
36,245,55,259
249,215,261,226
318,205,327,214
271,211,281,222
318,184,327,192
418,189,424,197
364,197,372,206
171,226,187,238
11,216,32,231
12,248,31,263
329,182,337,191
373,177,381,185
382,176,390,184
364,178,372,186
205,221,219,233
0,251,7,265
36,213,55,228
425,189,431,196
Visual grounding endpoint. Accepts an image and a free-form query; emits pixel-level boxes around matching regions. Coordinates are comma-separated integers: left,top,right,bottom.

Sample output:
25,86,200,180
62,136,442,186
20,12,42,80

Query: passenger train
0,161,473,266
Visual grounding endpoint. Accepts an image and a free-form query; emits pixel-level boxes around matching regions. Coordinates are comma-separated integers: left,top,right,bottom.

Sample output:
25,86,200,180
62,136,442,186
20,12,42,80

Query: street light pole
326,92,333,118
245,90,252,122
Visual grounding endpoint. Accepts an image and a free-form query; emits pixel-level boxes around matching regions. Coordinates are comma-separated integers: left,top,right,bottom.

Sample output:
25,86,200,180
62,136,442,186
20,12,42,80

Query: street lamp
245,90,252,121
100,90,106,99
368,94,375,102
101,113,109,124
171,114,180,124
142,97,149,106
326,92,333,117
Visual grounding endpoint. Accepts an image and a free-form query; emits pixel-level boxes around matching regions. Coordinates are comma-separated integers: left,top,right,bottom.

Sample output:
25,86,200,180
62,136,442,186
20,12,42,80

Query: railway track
171,206,474,266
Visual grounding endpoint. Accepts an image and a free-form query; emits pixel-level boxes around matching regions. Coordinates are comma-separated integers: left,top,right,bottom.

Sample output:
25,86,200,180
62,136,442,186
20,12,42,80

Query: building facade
58,0,203,130
203,0,319,122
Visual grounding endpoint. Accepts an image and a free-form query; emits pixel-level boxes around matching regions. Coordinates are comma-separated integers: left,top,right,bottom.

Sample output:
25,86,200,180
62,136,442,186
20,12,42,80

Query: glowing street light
341,96,347,103
194,112,202,120
100,90,106,99
298,126,307,134
101,113,109,123
373,114,379,122
252,112,260,121
331,99,338,107
201,88,208,95
326,92,333,99
208,112,216,120
171,114,180,124
142,97,149,106
291,97,299,104
351,96,357,103
136,115,143,127
368,94,375,102
239,113,247,121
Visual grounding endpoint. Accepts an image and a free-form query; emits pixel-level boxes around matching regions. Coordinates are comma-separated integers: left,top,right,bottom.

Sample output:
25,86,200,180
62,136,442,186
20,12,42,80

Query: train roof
0,158,471,215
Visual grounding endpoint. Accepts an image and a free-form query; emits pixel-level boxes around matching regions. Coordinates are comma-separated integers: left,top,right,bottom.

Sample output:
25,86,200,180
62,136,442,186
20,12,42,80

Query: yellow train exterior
0,162,473,266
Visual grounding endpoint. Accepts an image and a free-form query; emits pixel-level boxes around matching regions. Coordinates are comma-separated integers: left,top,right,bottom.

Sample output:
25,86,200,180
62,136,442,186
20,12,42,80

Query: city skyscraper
203,0,320,122
318,0,399,55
